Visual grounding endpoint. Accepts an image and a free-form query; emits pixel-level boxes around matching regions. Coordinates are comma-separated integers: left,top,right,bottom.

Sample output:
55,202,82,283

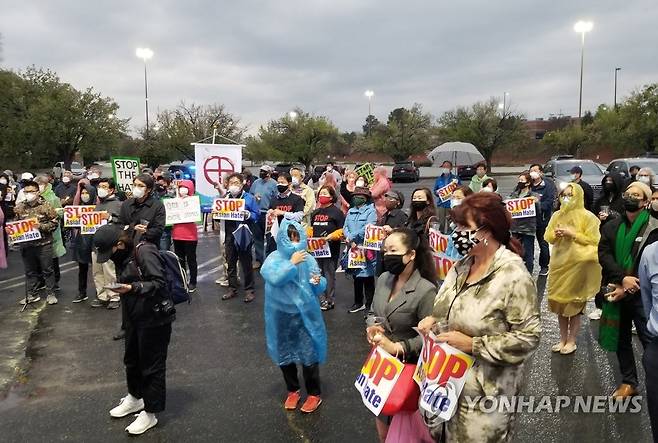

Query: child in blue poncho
260,219,328,414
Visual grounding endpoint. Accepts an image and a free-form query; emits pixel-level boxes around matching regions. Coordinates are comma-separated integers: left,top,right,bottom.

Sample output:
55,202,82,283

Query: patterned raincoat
432,246,541,442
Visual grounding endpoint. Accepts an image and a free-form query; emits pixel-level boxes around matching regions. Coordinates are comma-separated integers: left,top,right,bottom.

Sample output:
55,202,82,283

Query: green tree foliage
0,67,127,169
381,104,432,162
437,98,526,167
542,123,588,156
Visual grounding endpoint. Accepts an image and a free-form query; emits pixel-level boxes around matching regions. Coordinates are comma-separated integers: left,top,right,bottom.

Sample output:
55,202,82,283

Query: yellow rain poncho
545,183,602,316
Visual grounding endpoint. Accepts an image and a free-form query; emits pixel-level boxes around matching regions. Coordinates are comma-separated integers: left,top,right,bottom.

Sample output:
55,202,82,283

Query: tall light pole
135,47,154,139
574,20,593,120
498,92,510,116
364,90,374,136
614,67,621,110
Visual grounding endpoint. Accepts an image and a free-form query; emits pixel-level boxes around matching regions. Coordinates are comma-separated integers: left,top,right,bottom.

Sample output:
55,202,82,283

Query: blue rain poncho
261,219,328,366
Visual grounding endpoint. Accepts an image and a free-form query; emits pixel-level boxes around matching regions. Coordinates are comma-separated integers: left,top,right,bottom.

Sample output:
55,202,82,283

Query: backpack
136,243,190,305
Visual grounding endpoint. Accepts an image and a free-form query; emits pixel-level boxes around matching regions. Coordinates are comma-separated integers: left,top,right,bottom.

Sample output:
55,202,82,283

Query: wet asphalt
0,178,652,442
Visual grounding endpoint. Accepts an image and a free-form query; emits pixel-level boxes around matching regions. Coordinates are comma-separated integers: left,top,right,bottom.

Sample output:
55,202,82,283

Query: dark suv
392,161,420,182
543,156,605,199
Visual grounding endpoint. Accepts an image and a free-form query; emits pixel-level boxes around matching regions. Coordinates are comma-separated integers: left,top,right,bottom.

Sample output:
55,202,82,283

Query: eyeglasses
623,192,644,200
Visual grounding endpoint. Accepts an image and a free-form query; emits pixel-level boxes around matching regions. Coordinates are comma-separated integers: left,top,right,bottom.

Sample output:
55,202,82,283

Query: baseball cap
20,172,34,181
93,224,126,263
260,165,273,173
569,166,583,175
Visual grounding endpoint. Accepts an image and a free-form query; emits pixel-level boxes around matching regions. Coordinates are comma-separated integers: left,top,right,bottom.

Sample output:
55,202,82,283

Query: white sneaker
109,395,144,418
215,277,229,287
125,411,158,435
46,294,58,305
588,308,602,321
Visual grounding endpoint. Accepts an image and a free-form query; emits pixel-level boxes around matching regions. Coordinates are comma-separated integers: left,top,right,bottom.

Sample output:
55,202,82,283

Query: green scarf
614,210,650,272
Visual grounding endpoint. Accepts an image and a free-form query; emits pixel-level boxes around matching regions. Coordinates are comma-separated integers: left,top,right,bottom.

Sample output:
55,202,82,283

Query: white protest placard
306,237,331,258
164,196,202,225
193,144,243,211
64,205,96,228
363,224,386,251
80,211,108,235
413,330,474,422
6,218,41,244
504,197,537,219
348,247,367,269
111,157,141,194
355,346,405,416
212,198,245,221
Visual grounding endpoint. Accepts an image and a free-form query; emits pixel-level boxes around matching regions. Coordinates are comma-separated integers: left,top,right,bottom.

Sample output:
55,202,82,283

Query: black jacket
382,208,408,229
575,179,594,212
598,212,658,285
118,194,166,245
115,242,175,328
593,173,625,227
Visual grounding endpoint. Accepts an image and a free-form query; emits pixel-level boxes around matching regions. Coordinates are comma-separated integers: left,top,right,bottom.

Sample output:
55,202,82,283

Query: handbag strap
425,215,439,235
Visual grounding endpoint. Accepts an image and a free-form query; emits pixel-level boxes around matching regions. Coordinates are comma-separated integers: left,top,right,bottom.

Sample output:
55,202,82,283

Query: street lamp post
574,20,593,120
364,90,374,136
614,67,621,110
135,47,154,139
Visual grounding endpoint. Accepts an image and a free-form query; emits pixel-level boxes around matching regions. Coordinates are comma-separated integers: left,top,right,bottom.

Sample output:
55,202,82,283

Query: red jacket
171,180,199,242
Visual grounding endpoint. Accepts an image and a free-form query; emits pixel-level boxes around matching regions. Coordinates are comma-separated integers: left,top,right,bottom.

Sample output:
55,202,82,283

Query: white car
53,161,85,179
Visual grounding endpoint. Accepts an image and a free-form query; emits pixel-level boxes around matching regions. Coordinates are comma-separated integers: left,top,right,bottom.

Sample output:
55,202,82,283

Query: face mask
318,196,333,206
81,193,91,203
604,182,615,191
411,200,428,211
326,166,333,172
292,177,300,186
652,200,658,213
561,196,571,205
383,254,410,275
259,171,268,179
0,178,7,185
111,246,130,264
477,170,485,178
277,184,289,194
352,196,367,207
167,189,176,198
450,199,461,208
356,180,366,188
530,171,540,180
38,184,45,193
179,187,189,196
624,196,643,212
25,192,38,203
97,188,109,199
451,228,481,256
569,174,577,181
88,173,99,180
639,176,652,185
229,185,242,196
517,182,528,189
62,176,71,183
132,187,145,199
481,187,493,193
439,168,449,176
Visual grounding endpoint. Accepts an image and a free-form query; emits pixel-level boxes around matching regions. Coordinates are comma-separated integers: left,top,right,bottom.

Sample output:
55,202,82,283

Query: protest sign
363,224,386,251
307,237,331,258
348,247,367,269
212,198,245,221
80,211,108,235
194,143,243,212
413,330,474,422
6,218,41,244
433,254,457,281
354,163,375,186
265,211,279,239
164,196,202,225
64,205,96,227
111,157,141,194
504,197,537,219
437,180,459,203
428,228,450,257
428,227,458,280
355,346,405,416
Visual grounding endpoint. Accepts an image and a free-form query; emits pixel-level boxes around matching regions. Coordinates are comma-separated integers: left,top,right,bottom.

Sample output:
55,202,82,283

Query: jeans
78,262,89,296
617,293,651,387
513,233,535,273
226,232,254,291
535,225,550,269
252,212,267,264
22,243,55,296
643,338,658,442
354,276,375,309
318,257,338,303
280,363,321,396
173,240,198,285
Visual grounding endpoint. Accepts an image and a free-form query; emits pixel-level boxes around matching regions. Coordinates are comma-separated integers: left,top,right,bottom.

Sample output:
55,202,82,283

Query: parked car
457,164,478,180
53,161,85,179
543,157,604,199
606,157,658,181
168,163,196,182
392,161,420,182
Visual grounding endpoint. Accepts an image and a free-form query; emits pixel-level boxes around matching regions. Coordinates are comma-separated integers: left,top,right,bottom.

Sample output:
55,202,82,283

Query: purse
381,362,421,416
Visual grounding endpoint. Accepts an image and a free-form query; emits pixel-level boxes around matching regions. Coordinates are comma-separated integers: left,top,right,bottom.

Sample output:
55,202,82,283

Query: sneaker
632,325,637,335
90,299,109,308
244,291,255,303
588,308,602,321
300,395,322,413
125,411,157,435
538,267,549,276
348,304,366,313
46,294,58,305
188,284,197,293
109,395,144,418
72,294,88,303
107,301,120,310
284,391,301,410
336,266,345,273
215,277,229,287
320,300,334,311
18,295,41,305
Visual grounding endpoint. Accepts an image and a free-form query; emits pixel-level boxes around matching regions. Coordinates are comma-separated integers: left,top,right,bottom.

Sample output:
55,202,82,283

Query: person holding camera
93,224,175,435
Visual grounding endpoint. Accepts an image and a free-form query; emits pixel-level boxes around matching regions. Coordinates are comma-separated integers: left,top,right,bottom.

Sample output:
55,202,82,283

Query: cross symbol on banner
203,156,236,185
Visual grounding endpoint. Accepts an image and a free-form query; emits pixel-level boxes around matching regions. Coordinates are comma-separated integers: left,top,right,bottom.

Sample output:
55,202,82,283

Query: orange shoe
284,391,301,410
300,395,322,413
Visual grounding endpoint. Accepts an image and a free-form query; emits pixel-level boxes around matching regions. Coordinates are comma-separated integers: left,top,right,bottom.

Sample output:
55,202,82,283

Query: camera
153,298,176,317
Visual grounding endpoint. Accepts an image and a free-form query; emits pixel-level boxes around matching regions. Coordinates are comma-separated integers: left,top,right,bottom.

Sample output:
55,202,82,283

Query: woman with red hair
370,166,392,220
418,192,541,441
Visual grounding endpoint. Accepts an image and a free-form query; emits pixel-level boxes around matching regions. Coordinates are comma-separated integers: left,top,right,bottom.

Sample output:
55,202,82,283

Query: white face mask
178,187,190,196
561,196,571,204
132,187,145,199
97,188,109,199
481,187,493,193
326,166,333,172
292,177,300,186
88,173,99,180
81,193,91,203
450,198,462,208
652,200,658,212
356,180,366,188
0,178,7,185
530,171,541,180
62,176,71,183
569,174,577,181
440,168,450,176
25,192,38,202
229,185,242,196
38,184,46,193
639,176,652,185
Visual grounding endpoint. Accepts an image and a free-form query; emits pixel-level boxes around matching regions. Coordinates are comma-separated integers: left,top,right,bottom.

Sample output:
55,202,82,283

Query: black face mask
156,184,165,193
111,247,131,264
411,201,428,211
277,184,289,194
604,182,615,191
259,172,269,179
517,182,528,189
383,254,409,275
623,196,643,212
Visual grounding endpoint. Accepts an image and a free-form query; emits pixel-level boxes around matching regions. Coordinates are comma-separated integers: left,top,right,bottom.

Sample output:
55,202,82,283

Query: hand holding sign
435,331,474,354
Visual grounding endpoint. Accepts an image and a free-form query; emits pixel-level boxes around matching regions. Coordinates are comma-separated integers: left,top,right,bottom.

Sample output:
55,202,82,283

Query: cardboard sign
437,181,459,203
428,228,450,257
504,197,536,219
348,247,367,269
355,346,405,416
307,237,332,258
363,224,386,251
354,162,375,186
6,218,41,244
164,196,202,225
64,205,96,227
433,254,457,281
80,211,108,235
212,198,245,221
413,330,474,422
111,157,141,194
428,227,458,280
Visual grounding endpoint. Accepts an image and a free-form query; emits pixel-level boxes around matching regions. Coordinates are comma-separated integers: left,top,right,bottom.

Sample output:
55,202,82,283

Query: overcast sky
1,0,656,135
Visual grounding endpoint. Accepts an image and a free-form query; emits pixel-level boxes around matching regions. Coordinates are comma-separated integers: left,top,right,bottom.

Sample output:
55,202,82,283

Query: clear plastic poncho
545,183,602,304
261,219,328,366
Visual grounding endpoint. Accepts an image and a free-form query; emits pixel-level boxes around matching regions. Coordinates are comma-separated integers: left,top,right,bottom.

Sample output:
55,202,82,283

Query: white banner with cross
193,143,243,211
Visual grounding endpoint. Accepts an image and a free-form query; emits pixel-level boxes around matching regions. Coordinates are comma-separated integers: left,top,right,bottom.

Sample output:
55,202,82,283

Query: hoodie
171,179,199,242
